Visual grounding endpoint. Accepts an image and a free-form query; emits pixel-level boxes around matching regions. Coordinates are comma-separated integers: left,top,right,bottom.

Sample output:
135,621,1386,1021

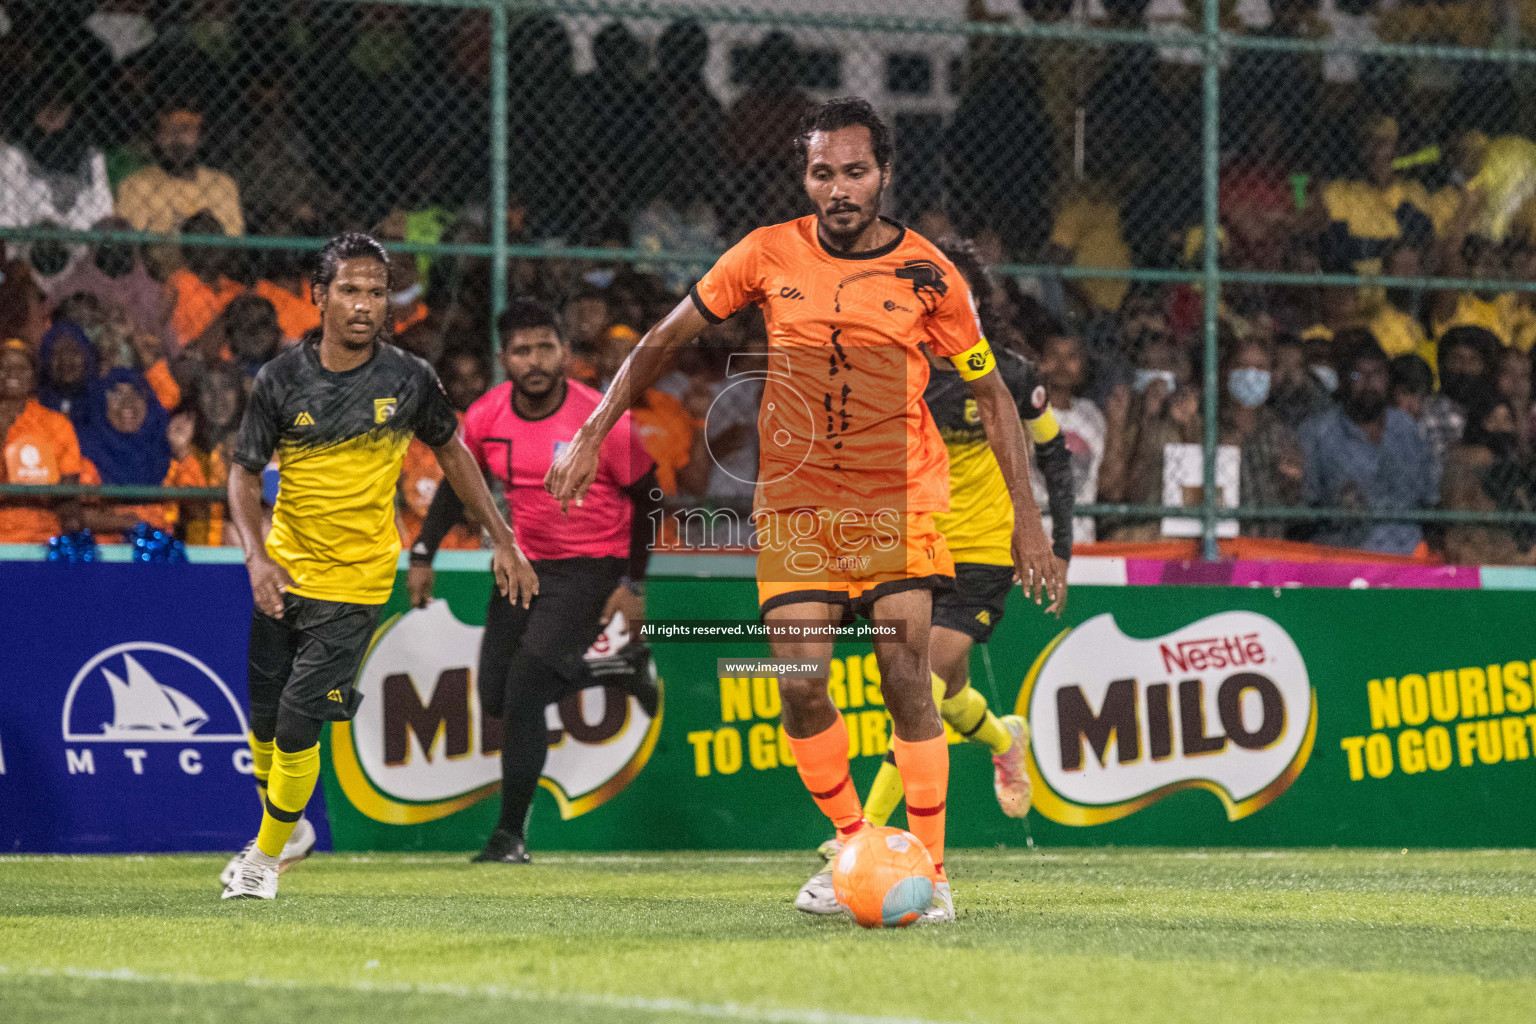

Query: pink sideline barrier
1122,559,1483,589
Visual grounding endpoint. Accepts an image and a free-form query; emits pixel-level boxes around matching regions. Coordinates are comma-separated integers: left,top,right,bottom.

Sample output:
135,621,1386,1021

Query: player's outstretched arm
433,435,539,608
228,464,292,619
967,369,1066,614
545,297,710,512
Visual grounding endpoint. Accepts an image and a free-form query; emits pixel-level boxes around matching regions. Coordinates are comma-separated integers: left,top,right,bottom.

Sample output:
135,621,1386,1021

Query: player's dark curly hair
497,298,561,341
934,235,1000,339
311,232,391,301
794,97,892,170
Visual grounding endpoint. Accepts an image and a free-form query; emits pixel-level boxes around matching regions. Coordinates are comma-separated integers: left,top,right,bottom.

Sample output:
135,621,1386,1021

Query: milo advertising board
318,572,1536,850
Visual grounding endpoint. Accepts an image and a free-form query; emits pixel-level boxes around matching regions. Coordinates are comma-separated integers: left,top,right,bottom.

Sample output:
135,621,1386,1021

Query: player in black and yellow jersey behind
800,238,1074,909
220,233,538,900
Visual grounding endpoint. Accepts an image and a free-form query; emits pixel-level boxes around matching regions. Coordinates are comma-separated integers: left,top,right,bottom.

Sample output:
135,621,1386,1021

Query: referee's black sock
495,655,561,836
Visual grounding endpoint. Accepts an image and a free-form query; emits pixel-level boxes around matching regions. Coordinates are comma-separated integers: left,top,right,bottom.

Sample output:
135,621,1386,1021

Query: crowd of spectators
4,0,1536,563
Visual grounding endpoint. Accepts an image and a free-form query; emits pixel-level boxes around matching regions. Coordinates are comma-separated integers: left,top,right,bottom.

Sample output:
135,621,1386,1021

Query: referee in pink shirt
408,299,660,864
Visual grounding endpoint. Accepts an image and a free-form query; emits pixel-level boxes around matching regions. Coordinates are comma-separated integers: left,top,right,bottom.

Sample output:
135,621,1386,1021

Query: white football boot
221,852,279,900
219,816,316,886
278,816,317,873
795,838,844,915
219,839,256,887
992,716,1033,819
918,880,955,924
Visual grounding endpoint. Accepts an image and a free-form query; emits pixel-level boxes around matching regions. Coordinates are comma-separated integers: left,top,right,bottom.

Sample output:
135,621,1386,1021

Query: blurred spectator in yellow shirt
116,105,244,237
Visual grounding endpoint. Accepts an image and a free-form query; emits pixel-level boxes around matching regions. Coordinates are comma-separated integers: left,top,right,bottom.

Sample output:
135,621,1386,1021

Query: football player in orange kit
546,98,1063,923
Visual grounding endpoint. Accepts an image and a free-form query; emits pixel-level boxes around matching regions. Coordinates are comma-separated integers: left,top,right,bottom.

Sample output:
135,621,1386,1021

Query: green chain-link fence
7,0,1536,557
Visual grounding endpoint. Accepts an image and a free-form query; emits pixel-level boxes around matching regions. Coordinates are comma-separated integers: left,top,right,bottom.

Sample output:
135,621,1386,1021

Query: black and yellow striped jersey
233,340,459,605
926,348,1063,566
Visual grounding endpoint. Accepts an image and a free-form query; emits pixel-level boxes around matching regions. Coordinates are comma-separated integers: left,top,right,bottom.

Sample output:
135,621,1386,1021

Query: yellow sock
249,733,274,809
863,754,905,827
255,743,320,857
942,684,1012,756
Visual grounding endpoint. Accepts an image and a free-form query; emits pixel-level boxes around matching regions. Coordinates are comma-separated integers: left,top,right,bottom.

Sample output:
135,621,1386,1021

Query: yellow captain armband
950,337,996,381
1027,404,1061,444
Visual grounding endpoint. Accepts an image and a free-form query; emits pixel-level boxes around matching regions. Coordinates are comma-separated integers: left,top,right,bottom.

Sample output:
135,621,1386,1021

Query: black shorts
931,562,1013,643
248,592,383,724
479,556,625,719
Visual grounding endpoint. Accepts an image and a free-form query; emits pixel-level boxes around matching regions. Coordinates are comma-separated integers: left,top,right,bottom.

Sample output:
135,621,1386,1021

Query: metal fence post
490,0,510,378
1200,0,1222,561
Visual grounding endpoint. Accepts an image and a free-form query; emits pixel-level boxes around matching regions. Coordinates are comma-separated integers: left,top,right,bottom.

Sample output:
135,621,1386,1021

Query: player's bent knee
779,675,833,710
274,708,324,754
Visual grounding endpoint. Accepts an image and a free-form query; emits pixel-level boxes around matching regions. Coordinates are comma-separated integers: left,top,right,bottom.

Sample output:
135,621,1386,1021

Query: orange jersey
169,269,243,348
631,388,696,495
0,399,85,542
165,447,228,545
691,217,982,514
399,424,480,551
254,279,321,342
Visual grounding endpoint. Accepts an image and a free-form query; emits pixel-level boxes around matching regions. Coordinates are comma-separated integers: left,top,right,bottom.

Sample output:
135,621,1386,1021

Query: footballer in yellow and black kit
924,345,1075,642
232,337,460,723
839,342,1075,836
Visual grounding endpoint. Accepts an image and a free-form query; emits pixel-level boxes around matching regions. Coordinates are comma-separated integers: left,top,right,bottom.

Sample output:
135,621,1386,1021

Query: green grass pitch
2,848,1532,1023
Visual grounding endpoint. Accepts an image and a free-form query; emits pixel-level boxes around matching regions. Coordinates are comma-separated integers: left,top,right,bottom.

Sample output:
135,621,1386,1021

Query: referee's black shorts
478,556,625,719
248,592,383,724
930,562,1014,643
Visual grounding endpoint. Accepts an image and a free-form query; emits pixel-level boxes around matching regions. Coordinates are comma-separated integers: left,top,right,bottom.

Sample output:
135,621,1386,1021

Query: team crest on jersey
894,259,949,314
374,398,398,424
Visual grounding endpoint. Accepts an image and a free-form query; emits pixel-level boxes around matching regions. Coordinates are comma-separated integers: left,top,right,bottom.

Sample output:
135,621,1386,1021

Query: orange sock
786,716,865,839
892,733,949,878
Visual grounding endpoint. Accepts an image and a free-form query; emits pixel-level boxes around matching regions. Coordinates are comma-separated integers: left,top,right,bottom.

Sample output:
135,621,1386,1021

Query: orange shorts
755,509,955,620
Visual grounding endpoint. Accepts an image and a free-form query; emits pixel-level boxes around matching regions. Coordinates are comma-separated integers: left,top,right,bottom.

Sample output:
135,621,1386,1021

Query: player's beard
513,368,559,398
817,181,885,251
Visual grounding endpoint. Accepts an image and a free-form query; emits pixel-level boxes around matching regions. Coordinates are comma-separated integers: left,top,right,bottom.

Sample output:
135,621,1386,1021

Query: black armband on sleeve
623,467,661,581
409,477,470,566
1034,434,1075,561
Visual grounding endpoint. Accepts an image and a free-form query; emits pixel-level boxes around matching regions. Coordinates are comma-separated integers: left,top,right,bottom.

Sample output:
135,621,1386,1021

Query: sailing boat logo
61,642,248,742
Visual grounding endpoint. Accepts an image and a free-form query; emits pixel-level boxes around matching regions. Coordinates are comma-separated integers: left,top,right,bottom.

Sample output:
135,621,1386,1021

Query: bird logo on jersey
894,259,949,314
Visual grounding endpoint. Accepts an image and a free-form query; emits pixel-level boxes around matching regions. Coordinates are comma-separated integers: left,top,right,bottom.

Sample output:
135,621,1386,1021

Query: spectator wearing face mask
0,338,88,543
1441,390,1536,565
1423,325,1501,467
115,104,245,237
1221,338,1303,538
1098,335,1198,541
1300,337,1438,554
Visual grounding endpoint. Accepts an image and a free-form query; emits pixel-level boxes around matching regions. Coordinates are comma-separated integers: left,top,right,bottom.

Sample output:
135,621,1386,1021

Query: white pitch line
0,966,957,1024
